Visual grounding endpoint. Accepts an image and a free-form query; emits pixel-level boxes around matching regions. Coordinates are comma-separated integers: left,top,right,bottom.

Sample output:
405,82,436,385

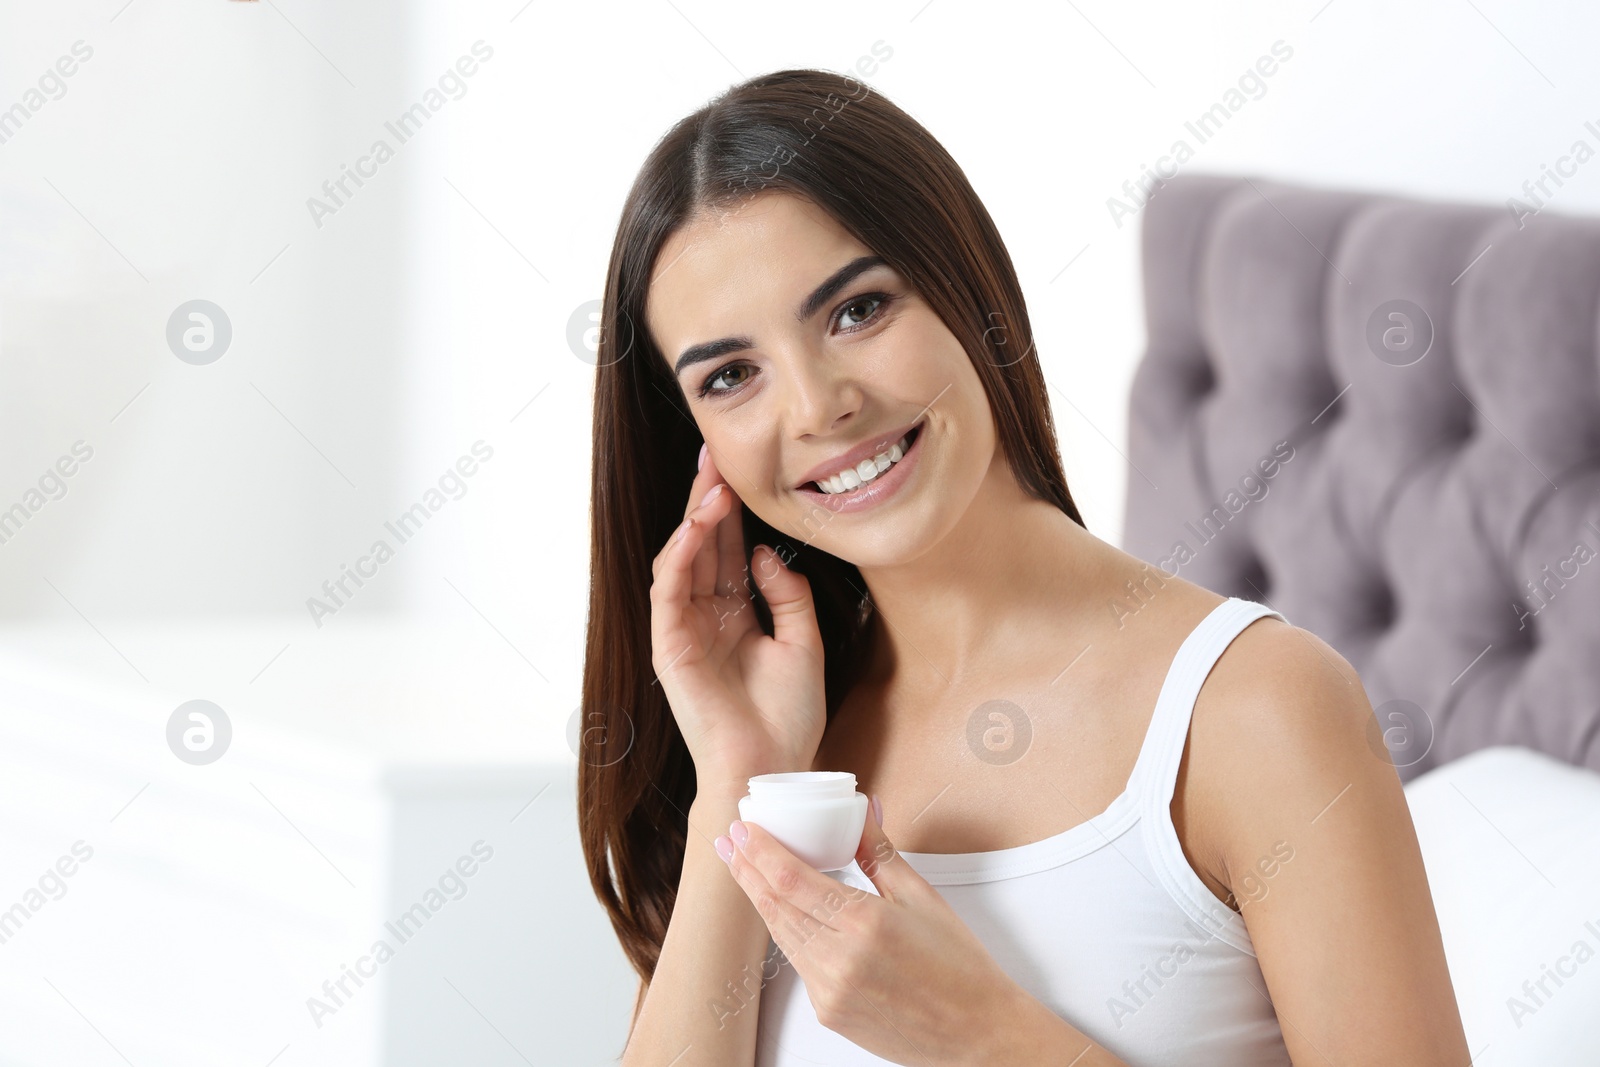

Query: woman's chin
799,517,939,570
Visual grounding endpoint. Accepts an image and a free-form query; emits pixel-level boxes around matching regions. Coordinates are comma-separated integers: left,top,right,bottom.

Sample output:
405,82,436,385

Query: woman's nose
779,346,862,438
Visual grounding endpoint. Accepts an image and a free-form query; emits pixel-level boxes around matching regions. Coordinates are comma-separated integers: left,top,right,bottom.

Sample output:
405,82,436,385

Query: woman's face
644,192,999,568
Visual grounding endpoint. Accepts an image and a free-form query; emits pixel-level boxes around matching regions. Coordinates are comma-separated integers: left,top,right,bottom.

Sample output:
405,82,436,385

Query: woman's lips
795,420,925,515
793,420,923,492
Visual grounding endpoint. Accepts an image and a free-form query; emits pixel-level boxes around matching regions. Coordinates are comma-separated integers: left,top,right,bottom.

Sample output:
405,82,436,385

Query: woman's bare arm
1191,620,1471,1065
622,782,775,1067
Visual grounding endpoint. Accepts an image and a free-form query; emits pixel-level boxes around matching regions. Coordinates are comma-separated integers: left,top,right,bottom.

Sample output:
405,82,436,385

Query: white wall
0,0,423,622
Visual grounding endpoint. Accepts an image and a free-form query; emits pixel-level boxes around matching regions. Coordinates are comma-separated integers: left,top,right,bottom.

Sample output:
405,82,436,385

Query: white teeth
813,430,915,495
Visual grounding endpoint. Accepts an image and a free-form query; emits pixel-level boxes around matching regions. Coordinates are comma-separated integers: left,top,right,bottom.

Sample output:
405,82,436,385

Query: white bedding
1404,745,1600,1064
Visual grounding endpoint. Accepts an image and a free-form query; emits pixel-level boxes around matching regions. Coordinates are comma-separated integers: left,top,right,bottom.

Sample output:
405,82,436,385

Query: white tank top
754,597,1294,1065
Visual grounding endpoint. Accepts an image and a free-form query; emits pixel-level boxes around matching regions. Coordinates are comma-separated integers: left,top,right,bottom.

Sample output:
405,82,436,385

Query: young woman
579,68,1469,1066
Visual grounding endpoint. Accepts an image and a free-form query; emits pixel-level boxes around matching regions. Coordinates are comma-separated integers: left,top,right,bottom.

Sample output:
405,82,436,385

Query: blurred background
2,0,1597,1064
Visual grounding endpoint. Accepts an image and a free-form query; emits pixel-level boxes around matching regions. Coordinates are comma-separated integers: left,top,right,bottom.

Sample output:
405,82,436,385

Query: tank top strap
1127,597,1290,811
1122,596,1289,952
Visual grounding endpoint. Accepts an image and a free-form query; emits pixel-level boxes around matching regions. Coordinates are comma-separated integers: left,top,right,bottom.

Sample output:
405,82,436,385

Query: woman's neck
854,466,1116,693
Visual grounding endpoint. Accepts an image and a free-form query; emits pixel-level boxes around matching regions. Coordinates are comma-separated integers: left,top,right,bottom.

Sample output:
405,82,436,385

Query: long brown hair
579,66,1086,1010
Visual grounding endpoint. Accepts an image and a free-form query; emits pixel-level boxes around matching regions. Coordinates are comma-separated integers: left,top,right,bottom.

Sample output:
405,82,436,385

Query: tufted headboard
1120,171,1600,782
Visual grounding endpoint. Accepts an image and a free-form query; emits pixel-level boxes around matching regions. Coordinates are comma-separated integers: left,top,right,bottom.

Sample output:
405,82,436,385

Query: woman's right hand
649,443,828,795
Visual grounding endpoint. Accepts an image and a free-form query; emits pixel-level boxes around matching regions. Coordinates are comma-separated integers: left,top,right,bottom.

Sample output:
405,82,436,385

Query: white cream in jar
737,771,870,872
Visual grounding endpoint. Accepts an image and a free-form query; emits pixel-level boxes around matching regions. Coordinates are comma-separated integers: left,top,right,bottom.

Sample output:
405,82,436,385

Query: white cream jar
737,771,870,872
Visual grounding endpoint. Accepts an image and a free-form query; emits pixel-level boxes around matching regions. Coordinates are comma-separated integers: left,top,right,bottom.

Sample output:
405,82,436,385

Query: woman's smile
794,418,927,514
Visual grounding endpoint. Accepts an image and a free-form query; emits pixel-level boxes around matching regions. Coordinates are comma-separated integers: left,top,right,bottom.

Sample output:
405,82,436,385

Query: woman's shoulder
1198,601,1368,733
1182,600,1385,870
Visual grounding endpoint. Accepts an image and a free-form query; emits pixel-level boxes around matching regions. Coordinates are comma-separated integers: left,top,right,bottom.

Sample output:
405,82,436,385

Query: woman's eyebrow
672,254,888,378
794,254,887,322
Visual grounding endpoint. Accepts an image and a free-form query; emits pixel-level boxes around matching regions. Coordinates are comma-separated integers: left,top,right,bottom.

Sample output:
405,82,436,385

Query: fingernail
729,820,749,848
675,517,693,543
871,794,883,828
698,443,707,471
700,483,723,507
714,835,734,862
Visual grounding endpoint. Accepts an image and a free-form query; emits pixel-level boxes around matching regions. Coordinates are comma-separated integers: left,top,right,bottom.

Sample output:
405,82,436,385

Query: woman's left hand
714,799,1049,1066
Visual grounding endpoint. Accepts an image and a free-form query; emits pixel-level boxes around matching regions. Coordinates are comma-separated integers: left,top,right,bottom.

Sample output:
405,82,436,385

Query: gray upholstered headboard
1121,172,1600,782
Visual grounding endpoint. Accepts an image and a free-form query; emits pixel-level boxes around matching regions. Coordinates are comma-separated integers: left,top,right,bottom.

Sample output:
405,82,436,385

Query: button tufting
1238,559,1269,600
1370,584,1397,628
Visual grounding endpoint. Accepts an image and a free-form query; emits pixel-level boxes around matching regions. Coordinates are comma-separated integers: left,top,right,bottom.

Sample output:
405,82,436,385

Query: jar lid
746,770,856,800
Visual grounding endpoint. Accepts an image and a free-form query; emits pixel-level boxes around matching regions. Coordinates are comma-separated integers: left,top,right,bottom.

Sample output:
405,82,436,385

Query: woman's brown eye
701,362,752,397
837,293,889,331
